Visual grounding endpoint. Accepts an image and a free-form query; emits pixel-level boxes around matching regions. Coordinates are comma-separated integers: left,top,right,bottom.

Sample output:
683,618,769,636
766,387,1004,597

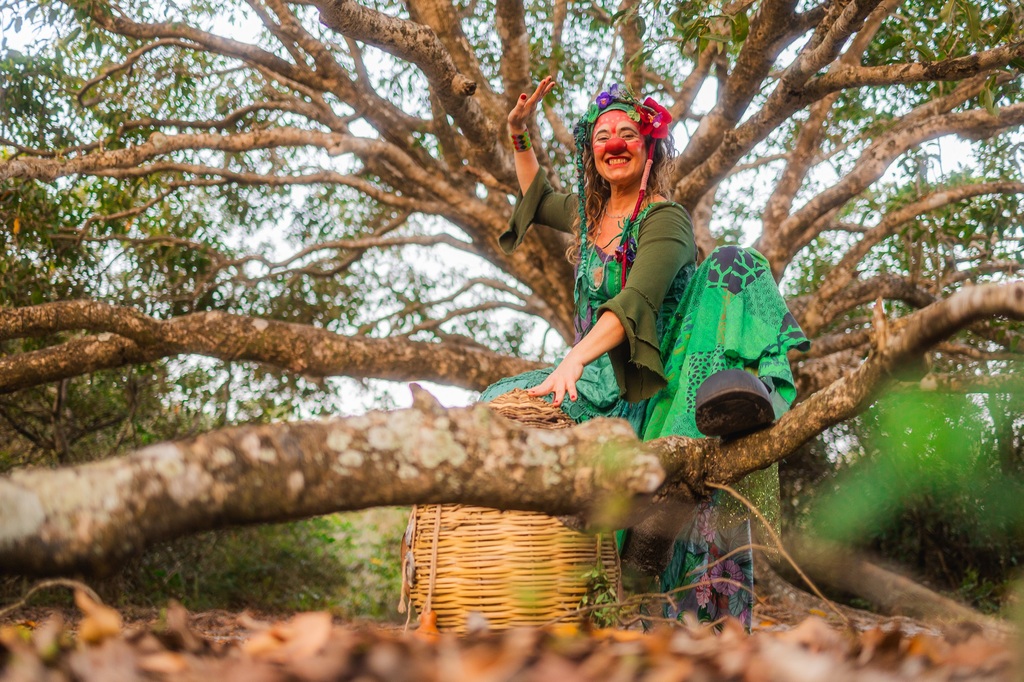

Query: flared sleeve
498,170,577,254
597,203,695,402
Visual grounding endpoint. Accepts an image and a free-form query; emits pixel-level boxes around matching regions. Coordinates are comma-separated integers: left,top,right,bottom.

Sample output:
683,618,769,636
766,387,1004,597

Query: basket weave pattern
407,390,620,632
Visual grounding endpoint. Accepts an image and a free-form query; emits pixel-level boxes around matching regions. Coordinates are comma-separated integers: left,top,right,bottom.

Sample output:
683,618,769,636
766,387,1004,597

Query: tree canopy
1,0,1023,575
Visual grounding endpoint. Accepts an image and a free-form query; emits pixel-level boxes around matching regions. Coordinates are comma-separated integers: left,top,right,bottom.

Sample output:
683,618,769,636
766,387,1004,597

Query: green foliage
113,510,406,618
806,389,1024,611
666,0,749,56
578,562,620,628
0,362,214,471
957,567,1004,614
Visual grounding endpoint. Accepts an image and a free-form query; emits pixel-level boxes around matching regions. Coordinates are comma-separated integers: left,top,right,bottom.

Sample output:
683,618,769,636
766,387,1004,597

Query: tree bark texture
0,396,666,575
0,301,541,393
4,279,1023,576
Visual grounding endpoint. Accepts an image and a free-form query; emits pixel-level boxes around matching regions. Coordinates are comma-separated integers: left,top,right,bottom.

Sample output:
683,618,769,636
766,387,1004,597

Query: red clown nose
605,137,628,155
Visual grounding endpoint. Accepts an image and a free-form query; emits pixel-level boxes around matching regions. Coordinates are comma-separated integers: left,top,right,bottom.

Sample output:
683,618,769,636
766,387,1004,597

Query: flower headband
572,85,673,245
577,83,672,142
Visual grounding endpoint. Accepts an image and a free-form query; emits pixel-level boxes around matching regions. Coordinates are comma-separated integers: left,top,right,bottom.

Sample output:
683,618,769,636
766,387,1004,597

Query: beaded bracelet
510,129,532,152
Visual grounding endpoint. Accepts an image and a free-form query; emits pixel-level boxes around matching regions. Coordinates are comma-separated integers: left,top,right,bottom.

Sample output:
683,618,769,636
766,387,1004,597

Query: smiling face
592,109,648,188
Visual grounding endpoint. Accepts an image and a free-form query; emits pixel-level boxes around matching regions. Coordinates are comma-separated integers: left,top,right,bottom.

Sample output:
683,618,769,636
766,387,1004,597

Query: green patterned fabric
481,205,656,434
496,171,695,403
484,173,809,630
641,246,809,628
644,247,808,440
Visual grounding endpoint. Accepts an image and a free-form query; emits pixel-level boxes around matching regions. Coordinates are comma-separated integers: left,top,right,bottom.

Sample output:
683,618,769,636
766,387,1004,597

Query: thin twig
0,579,104,620
708,482,850,625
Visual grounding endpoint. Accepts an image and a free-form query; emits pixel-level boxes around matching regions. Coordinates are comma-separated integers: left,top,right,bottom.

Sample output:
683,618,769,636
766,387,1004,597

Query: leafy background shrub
782,388,1024,613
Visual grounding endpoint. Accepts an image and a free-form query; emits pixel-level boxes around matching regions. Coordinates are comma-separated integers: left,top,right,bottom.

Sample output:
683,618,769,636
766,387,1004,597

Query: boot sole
694,394,774,437
694,369,775,438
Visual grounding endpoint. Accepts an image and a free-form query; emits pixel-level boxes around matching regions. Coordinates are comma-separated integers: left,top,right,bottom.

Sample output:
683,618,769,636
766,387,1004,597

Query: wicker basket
403,390,621,632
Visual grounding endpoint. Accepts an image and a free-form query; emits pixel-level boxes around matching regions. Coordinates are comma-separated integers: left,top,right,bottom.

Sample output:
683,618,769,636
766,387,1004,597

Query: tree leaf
939,0,956,25
731,10,749,45
961,0,981,43
980,86,995,115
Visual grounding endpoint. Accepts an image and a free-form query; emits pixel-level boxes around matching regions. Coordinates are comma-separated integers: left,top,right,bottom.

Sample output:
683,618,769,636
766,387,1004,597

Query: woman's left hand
528,356,584,406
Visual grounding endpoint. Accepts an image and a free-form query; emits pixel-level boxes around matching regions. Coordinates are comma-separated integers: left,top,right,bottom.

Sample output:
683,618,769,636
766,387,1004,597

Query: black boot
694,369,774,438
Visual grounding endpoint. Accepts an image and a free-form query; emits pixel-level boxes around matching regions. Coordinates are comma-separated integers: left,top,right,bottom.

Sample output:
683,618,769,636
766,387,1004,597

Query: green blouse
499,170,696,402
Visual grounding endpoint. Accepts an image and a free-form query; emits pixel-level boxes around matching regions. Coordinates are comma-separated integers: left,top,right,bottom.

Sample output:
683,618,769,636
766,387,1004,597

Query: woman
482,78,809,628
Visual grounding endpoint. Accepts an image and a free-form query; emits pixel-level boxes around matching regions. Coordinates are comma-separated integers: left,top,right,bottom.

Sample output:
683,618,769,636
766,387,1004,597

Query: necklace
579,203,653,295
596,208,630,249
586,214,632,291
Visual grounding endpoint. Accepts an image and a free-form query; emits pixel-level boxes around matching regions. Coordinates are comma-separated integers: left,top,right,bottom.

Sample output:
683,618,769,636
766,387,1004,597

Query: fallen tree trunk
782,538,1006,628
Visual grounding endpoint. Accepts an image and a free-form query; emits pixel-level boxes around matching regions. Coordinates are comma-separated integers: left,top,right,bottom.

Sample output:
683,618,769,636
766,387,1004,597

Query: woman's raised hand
507,76,556,133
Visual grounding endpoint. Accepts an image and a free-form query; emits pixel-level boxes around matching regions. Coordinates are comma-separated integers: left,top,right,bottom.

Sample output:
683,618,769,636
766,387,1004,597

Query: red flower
638,97,672,139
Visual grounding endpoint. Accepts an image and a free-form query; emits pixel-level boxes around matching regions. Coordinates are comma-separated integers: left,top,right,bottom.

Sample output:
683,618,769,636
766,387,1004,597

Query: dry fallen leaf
0,599,1018,681
590,627,646,642
74,589,122,646
241,611,333,663
160,600,207,653
272,611,333,662
856,625,917,669
138,650,189,675
0,624,33,649
240,628,285,658
945,633,1015,673
545,623,581,638
903,632,950,666
31,616,67,663
774,617,845,654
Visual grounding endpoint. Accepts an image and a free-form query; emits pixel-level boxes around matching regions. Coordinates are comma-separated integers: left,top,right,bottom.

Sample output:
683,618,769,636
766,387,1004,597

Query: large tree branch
676,44,1022,213
0,302,542,393
781,0,881,86
655,281,1024,495
3,282,1023,575
795,181,1024,334
763,102,1024,274
903,373,1024,394
811,40,1024,94
760,0,901,238
9,123,562,320
69,1,424,147
76,37,205,107
673,0,801,185
0,129,506,244
73,1,334,93
87,163,450,214
0,398,664,575
113,98,334,134
315,0,514,184
358,277,532,335
817,275,939,326
0,128,346,183
495,0,531,112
